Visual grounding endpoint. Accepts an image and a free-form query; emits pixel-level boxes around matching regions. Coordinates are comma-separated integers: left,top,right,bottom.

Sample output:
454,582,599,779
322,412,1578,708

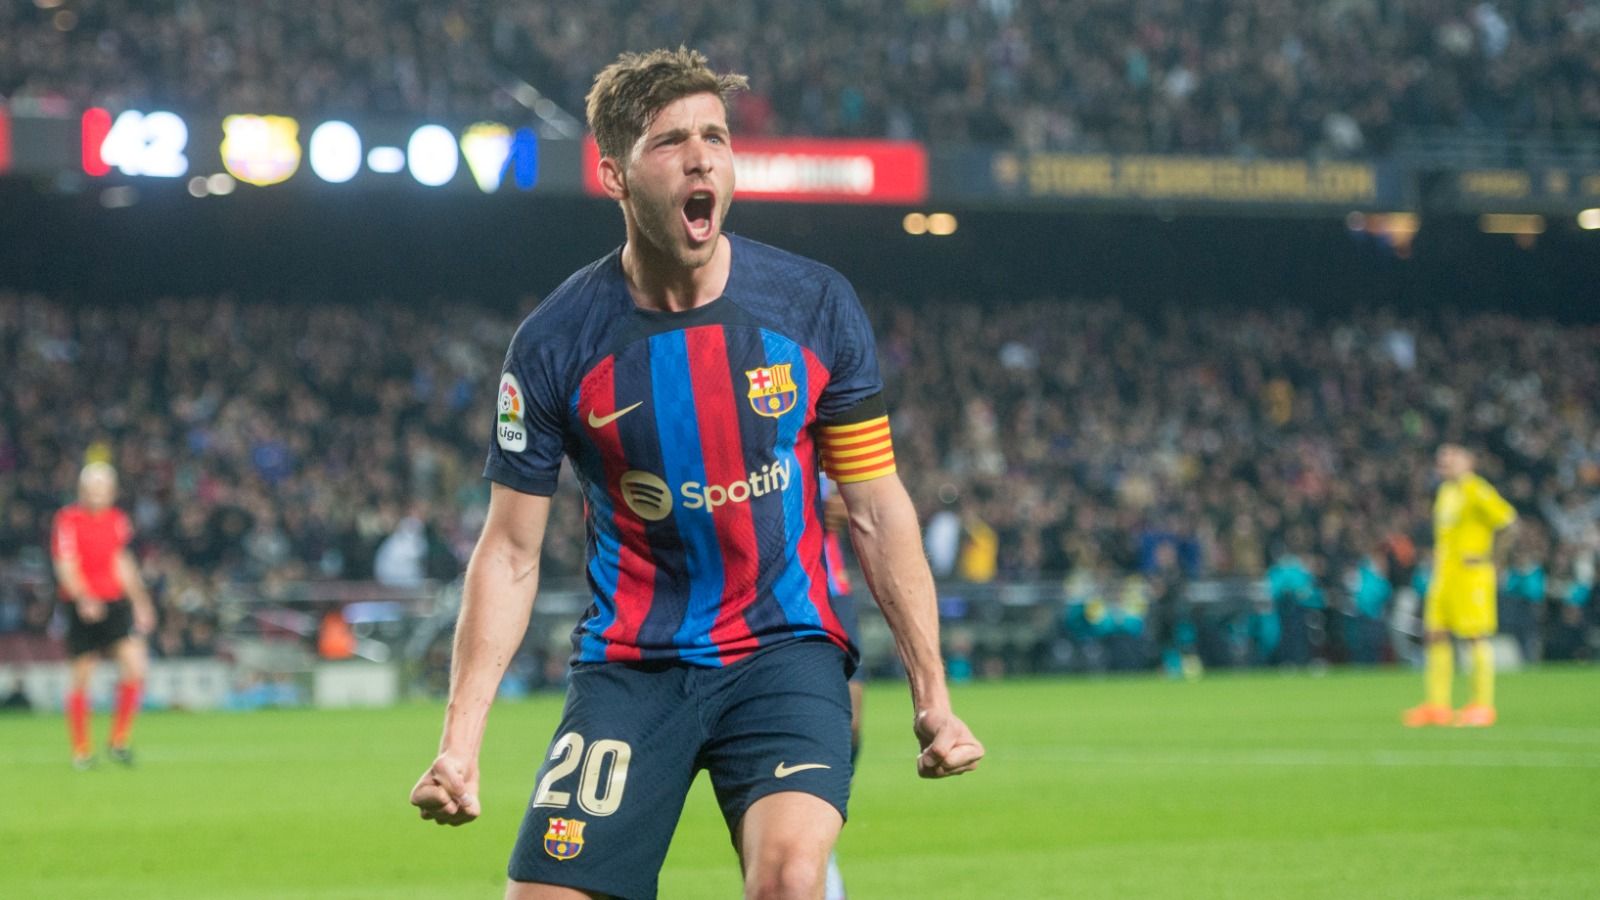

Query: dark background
2,179,1596,320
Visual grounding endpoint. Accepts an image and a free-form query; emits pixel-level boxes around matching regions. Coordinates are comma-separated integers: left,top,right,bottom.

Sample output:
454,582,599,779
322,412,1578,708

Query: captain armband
818,416,897,484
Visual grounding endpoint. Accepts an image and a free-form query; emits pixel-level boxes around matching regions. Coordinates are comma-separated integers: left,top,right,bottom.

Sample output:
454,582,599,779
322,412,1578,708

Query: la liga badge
497,372,528,452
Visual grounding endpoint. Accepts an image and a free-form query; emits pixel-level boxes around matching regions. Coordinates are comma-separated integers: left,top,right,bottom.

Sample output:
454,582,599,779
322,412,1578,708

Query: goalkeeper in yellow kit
1404,444,1517,728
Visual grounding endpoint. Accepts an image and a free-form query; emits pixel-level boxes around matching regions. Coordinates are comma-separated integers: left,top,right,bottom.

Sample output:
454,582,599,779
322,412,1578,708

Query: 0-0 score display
79,107,538,192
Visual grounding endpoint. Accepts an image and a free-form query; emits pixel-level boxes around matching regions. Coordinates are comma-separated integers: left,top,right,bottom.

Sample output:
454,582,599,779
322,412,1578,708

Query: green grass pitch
3,666,1597,898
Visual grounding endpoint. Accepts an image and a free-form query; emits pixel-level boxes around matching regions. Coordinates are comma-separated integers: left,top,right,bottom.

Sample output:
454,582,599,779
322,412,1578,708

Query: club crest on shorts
544,817,586,860
497,372,528,452
745,364,797,418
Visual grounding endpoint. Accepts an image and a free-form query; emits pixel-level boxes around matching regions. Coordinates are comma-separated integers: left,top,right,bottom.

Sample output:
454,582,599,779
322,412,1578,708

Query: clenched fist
410,752,482,826
913,708,984,778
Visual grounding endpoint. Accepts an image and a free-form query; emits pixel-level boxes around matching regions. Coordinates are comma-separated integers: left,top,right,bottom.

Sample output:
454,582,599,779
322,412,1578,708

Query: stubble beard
629,181,727,271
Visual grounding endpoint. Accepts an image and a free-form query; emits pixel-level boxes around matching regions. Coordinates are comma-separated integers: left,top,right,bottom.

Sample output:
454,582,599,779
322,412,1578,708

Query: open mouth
682,190,715,243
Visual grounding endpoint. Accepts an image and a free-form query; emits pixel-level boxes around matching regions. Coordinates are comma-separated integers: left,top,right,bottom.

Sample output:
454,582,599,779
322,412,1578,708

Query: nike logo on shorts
774,762,831,779
587,402,643,429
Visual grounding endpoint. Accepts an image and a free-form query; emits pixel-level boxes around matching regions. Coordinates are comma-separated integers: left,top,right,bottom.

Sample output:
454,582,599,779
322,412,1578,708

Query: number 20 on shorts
531,733,632,817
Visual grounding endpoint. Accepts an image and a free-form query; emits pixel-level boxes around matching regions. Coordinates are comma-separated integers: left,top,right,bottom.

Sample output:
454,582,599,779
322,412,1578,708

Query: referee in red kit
51,462,155,768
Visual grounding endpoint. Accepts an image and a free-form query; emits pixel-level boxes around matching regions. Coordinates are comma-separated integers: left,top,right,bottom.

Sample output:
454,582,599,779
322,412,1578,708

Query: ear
598,156,628,201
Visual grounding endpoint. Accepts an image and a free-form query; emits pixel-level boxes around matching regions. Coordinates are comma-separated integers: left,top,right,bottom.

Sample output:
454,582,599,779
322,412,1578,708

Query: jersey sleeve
814,277,896,484
483,321,569,496
813,276,884,425
114,509,133,548
1468,476,1517,530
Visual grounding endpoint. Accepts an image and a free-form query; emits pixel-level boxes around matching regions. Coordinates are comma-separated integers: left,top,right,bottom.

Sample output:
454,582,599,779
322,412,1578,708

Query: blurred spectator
922,489,962,578
958,507,999,584
1103,576,1152,671
374,514,429,588
317,606,356,661
1545,547,1595,661
1246,594,1282,666
1502,543,1547,662
1344,548,1392,664
1148,542,1200,678
1267,544,1321,667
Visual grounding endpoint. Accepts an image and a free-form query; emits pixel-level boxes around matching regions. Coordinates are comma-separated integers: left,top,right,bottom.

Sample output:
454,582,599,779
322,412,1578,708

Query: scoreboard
3,108,927,204
5,105,1596,219
7,107,562,194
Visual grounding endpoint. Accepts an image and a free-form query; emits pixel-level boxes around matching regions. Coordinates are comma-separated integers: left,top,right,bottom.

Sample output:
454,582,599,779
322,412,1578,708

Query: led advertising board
581,136,929,204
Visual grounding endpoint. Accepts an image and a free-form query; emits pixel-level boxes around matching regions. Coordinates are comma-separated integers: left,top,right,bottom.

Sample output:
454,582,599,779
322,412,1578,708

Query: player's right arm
411,483,551,827
52,558,105,623
50,512,105,623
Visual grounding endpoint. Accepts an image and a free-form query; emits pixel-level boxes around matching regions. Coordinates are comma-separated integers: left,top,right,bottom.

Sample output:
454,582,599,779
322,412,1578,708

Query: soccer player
409,48,983,900
51,462,155,768
1404,444,1517,728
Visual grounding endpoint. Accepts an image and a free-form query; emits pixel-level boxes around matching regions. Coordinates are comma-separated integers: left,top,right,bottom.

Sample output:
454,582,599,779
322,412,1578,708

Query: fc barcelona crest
746,364,798,418
544,817,587,861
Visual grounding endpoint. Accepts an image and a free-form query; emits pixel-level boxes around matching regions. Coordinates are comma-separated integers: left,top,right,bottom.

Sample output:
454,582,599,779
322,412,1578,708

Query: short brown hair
585,47,748,162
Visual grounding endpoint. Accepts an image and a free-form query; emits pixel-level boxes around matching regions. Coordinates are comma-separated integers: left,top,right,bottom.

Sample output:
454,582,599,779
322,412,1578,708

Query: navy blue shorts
508,638,853,900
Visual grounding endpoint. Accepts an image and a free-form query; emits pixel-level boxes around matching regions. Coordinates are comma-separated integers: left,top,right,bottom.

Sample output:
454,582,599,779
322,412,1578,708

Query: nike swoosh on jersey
587,401,643,429
774,762,832,779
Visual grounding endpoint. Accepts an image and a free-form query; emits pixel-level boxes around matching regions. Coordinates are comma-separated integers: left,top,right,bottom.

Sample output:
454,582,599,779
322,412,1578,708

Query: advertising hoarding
581,136,928,204
936,148,1401,210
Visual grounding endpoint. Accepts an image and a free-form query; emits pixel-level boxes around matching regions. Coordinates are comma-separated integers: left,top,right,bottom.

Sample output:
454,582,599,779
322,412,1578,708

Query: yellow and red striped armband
818,415,897,484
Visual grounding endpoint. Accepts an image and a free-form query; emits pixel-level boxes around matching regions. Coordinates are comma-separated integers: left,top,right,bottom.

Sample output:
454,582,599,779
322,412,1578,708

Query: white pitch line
1000,747,1600,769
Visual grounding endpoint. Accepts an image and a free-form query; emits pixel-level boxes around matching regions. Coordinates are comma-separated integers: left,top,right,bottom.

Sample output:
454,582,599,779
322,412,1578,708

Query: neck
620,231,731,313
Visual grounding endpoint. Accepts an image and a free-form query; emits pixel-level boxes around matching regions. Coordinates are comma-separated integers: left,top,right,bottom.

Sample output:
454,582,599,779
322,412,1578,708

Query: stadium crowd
3,0,1598,156
887,300,1598,672
0,289,1596,671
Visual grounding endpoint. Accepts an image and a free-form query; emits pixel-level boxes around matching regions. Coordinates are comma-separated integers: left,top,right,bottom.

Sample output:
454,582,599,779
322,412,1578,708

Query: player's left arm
815,273,981,777
116,549,156,635
837,473,984,778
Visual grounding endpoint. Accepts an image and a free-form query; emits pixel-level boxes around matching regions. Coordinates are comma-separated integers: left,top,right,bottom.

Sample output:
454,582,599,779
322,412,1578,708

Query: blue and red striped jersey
485,234,888,668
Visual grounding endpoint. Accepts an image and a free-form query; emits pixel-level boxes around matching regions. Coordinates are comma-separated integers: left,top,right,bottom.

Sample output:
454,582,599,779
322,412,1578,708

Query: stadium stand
1,289,1595,672
3,0,1597,155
